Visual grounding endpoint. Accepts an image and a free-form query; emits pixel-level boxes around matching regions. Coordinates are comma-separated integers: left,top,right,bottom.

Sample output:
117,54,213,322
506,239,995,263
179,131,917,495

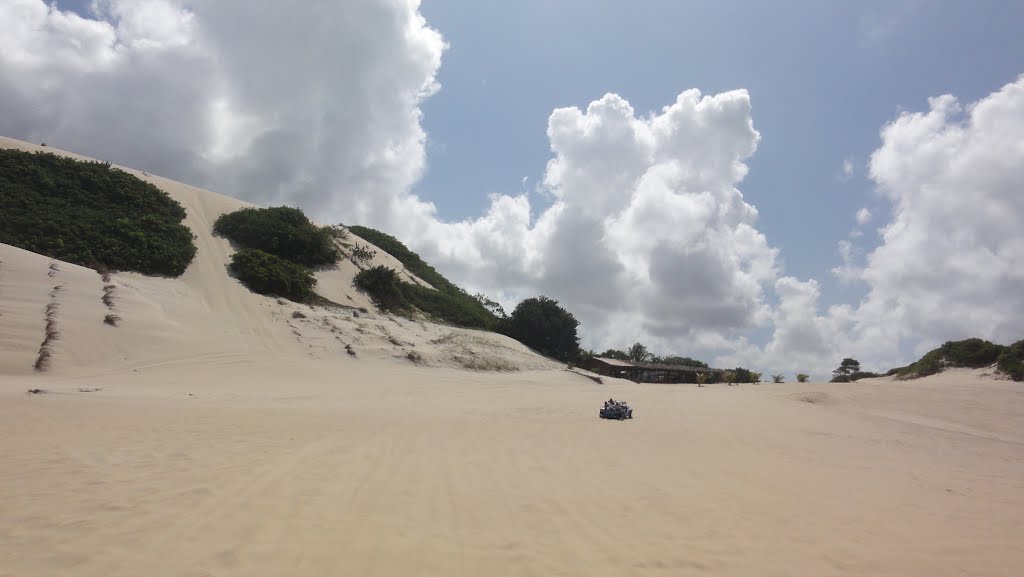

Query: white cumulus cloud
745,75,1024,377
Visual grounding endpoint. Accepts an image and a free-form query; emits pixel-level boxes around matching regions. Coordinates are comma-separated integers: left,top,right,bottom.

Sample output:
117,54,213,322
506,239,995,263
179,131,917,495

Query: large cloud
0,0,445,227
861,76,1024,348
738,76,1024,377
415,90,780,354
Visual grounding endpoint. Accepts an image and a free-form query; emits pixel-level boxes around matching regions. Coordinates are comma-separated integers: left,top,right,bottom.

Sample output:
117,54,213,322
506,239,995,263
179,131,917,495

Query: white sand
2,137,1023,576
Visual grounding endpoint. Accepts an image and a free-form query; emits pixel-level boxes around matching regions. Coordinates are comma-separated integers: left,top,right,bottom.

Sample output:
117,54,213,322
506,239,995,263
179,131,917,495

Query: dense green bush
229,248,316,302
997,340,1024,381
499,296,580,362
353,265,405,311
402,284,499,329
214,206,338,267
347,226,449,289
352,265,499,329
0,149,196,276
899,338,1007,379
345,225,497,329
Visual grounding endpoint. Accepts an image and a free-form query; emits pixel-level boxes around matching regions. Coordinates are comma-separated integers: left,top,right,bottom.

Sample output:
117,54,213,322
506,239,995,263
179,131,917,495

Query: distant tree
473,293,507,319
627,342,652,363
659,355,709,368
832,358,861,382
724,370,737,386
501,296,580,363
599,348,629,361
732,367,753,384
695,372,708,387
796,373,810,383
751,371,763,383
772,374,784,383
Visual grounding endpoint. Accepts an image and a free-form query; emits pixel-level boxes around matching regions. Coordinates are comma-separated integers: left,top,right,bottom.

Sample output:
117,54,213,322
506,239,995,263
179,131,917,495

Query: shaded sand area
2,137,1022,575
2,364,1023,577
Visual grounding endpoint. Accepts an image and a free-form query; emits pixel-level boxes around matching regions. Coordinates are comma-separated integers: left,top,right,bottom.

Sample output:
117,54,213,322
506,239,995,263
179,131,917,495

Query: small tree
627,342,652,362
724,370,737,386
796,373,810,383
832,358,861,382
751,371,763,384
501,296,580,363
772,374,784,383
473,293,507,319
696,372,708,387
599,348,629,361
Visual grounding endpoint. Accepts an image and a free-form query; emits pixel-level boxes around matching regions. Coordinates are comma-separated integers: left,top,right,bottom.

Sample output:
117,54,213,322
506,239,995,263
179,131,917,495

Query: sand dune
1,137,1022,576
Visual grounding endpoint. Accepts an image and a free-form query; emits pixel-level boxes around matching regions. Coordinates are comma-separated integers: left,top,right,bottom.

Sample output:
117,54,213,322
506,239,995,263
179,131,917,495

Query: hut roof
590,357,725,373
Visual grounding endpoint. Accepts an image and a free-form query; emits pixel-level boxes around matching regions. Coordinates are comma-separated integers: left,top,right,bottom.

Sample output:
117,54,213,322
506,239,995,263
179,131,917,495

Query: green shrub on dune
353,265,405,311
346,226,497,330
0,149,196,276
228,248,316,302
997,340,1024,381
214,206,338,267
898,338,1008,379
214,206,339,301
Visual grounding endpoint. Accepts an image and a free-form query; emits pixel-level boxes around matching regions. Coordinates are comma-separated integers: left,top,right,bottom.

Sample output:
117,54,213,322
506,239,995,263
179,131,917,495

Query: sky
2,0,1023,379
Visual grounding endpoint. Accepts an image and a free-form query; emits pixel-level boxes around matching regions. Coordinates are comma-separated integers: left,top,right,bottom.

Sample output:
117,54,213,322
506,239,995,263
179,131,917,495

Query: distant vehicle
599,399,633,420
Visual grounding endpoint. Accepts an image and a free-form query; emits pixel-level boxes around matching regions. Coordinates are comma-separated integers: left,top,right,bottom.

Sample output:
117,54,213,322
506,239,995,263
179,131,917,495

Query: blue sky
8,0,1024,374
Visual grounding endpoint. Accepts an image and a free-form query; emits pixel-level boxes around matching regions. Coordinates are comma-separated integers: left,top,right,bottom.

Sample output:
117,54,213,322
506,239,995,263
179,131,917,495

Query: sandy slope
2,137,1023,576
0,137,550,377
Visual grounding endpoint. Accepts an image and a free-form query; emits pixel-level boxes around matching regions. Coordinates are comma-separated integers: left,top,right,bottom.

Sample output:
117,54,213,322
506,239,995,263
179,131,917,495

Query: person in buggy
600,398,633,420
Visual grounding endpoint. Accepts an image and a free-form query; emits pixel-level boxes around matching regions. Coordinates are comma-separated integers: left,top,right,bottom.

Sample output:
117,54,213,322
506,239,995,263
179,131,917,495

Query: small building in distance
583,357,726,384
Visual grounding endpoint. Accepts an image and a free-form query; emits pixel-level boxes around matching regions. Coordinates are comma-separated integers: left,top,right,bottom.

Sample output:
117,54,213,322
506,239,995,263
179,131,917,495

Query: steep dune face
0,137,556,376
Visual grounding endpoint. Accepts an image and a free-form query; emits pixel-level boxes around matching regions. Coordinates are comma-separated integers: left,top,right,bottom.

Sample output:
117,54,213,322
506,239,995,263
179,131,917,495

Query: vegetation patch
897,338,1007,379
996,340,1024,381
347,227,497,329
229,248,317,302
213,206,338,267
498,296,580,363
0,149,196,276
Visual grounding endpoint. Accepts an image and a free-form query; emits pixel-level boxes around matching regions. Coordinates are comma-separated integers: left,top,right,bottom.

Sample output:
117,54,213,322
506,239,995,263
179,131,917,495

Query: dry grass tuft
292,310,307,319
34,343,53,371
103,314,121,326
454,355,517,372
95,265,112,283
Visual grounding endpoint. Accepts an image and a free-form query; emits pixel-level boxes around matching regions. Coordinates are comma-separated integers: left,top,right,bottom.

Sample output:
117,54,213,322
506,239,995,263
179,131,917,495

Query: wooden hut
583,357,726,384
